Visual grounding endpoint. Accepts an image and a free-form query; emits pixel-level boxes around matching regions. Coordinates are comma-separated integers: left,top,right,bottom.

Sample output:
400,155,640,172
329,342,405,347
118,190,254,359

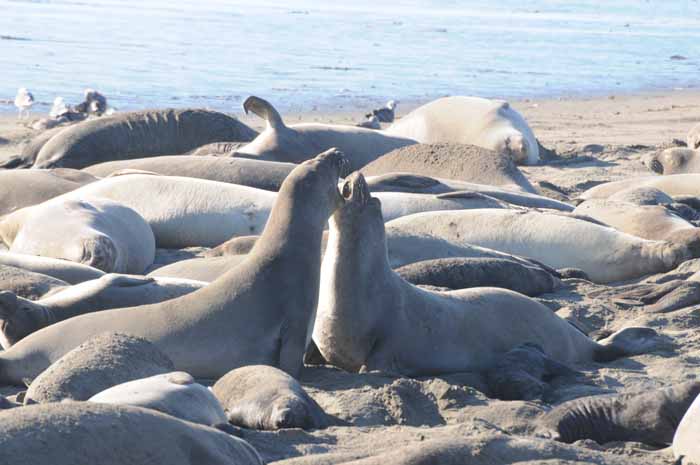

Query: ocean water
1,0,699,115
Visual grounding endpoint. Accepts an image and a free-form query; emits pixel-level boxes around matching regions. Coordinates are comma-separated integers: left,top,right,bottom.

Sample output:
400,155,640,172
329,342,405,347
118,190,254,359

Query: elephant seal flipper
243,96,286,130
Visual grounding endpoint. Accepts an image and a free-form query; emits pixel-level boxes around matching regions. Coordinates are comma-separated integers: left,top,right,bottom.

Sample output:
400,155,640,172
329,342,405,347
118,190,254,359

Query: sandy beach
1,89,699,464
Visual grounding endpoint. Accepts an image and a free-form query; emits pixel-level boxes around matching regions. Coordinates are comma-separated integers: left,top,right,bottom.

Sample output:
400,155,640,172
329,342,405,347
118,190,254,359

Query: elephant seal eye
342,182,352,199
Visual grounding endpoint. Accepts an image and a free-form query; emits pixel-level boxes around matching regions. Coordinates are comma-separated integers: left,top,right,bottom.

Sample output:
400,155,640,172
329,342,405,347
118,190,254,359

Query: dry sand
2,90,700,464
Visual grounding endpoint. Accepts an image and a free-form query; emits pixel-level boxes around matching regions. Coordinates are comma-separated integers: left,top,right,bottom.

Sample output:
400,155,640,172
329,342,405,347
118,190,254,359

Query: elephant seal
0,264,68,300
361,143,537,193
0,125,67,169
147,255,248,282
574,199,700,247
52,173,276,248
0,149,348,385
579,174,700,200
84,156,295,192
89,371,227,426
395,257,560,296
0,274,205,349
385,96,540,165
33,109,258,169
0,252,104,284
0,169,98,216
673,391,700,463
385,209,691,283
24,332,175,402
688,122,700,149
0,402,262,465
0,198,155,274
607,186,675,205
212,365,328,430
312,172,661,376
366,173,573,211
233,96,415,171
537,380,700,445
190,141,249,156
643,148,700,175
373,191,510,222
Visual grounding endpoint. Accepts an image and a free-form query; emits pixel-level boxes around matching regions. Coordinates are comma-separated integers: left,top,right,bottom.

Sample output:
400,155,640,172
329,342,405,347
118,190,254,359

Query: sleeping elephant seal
51,173,277,248
0,274,205,349
0,169,98,216
361,143,537,193
384,96,540,165
536,380,700,445
24,332,175,403
366,173,573,211
0,252,104,284
212,365,328,430
0,265,68,300
578,174,700,201
673,391,700,463
643,147,700,175
0,402,262,465
312,172,662,376
395,257,560,296
233,96,415,171
83,156,295,192
33,109,258,169
0,149,348,385
688,122,700,149
385,209,691,283
147,255,248,282
0,198,155,274
89,371,227,426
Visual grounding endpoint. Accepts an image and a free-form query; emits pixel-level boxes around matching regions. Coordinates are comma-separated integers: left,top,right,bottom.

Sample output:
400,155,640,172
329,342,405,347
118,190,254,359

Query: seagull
14,87,34,119
49,97,70,119
365,100,396,123
75,88,107,115
356,115,381,129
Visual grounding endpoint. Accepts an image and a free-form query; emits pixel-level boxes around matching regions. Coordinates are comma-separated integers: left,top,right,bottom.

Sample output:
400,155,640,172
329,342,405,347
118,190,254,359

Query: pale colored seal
385,209,691,283
0,402,262,465
385,96,540,165
373,191,510,222
673,391,700,463
0,252,104,284
366,173,573,211
0,198,155,274
234,96,415,170
537,380,700,446
688,121,700,149
395,257,560,296
32,108,258,169
643,147,700,175
89,371,227,426
0,149,348,385
212,365,328,430
312,172,661,376
578,174,700,200
607,186,674,205
0,168,98,216
24,332,175,403
360,143,537,193
147,255,248,282
83,156,295,192
0,274,205,349
0,264,68,300
53,173,277,248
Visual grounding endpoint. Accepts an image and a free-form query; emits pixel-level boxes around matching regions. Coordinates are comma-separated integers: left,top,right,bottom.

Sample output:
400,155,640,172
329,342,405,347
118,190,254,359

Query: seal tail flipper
243,96,286,131
593,327,662,362
80,235,119,273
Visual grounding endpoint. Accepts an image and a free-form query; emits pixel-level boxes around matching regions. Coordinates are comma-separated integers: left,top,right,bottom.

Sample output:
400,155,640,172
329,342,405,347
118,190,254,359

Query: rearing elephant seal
0,149,349,385
385,96,540,165
33,109,258,169
234,96,415,170
312,172,661,376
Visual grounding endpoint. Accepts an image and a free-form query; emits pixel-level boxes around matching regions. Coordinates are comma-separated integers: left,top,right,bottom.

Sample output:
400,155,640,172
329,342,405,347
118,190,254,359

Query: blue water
1,0,699,115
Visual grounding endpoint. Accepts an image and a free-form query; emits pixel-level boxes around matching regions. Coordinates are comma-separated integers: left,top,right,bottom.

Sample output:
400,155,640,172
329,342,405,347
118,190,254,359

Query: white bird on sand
14,87,34,119
356,115,381,129
49,97,70,119
365,100,396,123
76,88,107,115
